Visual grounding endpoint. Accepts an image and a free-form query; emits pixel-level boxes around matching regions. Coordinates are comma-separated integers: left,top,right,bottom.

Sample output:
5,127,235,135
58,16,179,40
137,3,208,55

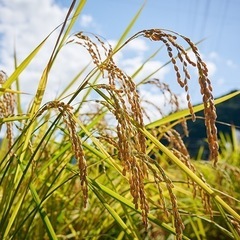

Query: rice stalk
121,28,219,166
0,70,15,151
64,26,240,239
68,31,150,228
1,0,239,237
36,101,88,206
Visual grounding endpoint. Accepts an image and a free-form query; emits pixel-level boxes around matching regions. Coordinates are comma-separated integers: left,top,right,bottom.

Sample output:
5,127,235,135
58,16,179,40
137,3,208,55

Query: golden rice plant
0,1,240,239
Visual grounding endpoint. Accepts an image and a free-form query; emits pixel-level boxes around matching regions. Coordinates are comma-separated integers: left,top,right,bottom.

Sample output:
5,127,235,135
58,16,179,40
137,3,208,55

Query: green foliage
0,1,240,239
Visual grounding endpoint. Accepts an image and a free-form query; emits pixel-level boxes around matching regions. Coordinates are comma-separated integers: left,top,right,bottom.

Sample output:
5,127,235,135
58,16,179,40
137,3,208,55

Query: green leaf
146,90,240,129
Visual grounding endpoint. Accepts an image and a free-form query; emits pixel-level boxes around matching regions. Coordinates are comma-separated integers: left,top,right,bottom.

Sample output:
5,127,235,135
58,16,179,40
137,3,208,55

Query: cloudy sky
0,0,239,121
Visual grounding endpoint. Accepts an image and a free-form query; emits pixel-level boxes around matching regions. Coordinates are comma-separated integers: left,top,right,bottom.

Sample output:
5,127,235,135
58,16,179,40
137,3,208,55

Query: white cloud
0,0,94,107
107,37,170,82
226,59,237,68
123,38,149,52
0,0,182,125
139,87,187,123
0,0,68,52
80,14,94,27
209,51,219,60
136,60,170,81
205,61,217,77
121,56,144,74
189,50,217,78
0,0,67,70
216,78,225,86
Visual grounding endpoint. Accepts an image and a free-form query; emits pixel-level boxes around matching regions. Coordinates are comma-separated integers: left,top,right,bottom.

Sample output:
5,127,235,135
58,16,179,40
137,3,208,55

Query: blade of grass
64,2,144,110
0,88,27,94
28,0,81,117
3,3,88,238
214,201,239,239
16,0,85,178
88,178,191,240
146,90,240,129
55,0,87,58
90,186,135,239
13,41,23,115
0,37,47,96
57,63,90,100
141,127,240,222
113,1,146,52
30,186,58,240
132,47,163,80
2,193,25,239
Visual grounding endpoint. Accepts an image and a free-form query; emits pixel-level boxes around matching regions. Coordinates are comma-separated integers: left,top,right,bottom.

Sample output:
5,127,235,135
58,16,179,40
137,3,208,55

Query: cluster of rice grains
0,70,15,151
69,32,151,229
69,31,151,227
140,29,219,235
36,101,88,207
139,29,218,165
67,29,219,239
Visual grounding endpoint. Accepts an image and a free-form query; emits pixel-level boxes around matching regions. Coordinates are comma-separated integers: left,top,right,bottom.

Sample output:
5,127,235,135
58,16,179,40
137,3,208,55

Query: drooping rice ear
0,70,15,151
124,28,218,165
36,101,88,207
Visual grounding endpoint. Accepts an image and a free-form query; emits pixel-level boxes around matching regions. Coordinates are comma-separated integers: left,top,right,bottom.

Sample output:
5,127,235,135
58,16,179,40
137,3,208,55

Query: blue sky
79,0,240,96
0,0,239,118
74,0,240,98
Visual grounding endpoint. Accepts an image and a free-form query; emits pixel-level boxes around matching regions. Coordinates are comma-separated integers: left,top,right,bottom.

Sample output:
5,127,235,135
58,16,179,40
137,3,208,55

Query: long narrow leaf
141,127,240,222
146,90,240,129
88,178,191,240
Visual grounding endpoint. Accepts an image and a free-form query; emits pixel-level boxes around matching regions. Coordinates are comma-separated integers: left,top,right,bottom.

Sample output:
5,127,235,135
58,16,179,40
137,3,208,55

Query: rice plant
0,1,240,239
